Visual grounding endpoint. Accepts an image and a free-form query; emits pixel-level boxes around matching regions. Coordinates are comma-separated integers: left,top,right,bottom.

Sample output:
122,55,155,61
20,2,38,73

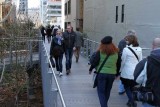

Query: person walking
117,30,136,95
74,28,84,62
50,29,65,77
120,35,142,107
52,25,59,37
46,25,52,43
63,25,76,75
40,25,46,42
134,38,160,107
89,36,118,107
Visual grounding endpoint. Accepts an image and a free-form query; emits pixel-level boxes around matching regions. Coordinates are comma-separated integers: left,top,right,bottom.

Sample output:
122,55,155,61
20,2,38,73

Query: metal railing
81,38,151,59
39,38,66,107
0,59,6,83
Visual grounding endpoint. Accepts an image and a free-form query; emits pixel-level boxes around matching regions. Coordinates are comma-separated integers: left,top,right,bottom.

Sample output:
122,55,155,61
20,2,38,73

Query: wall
83,0,160,48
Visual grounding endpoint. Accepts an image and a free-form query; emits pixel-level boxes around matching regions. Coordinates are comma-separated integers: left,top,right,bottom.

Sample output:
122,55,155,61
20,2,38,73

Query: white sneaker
59,72,63,77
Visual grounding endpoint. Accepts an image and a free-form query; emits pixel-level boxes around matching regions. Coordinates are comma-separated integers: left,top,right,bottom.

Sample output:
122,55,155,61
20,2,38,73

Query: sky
28,0,40,8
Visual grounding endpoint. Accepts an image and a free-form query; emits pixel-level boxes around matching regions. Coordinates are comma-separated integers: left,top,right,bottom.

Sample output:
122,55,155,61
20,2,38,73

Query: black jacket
50,37,65,57
62,31,76,49
134,49,160,106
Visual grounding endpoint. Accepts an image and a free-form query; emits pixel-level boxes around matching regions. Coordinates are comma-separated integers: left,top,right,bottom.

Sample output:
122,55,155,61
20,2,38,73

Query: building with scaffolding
40,0,62,27
18,0,28,15
0,0,16,26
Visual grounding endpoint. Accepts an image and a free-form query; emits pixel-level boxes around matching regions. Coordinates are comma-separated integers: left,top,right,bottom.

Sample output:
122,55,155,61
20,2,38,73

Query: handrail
83,38,151,50
0,59,6,83
42,42,66,107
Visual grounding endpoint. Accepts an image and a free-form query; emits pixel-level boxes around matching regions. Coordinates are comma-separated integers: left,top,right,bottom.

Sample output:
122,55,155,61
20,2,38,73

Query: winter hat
127,30,136,36
101,36,112,44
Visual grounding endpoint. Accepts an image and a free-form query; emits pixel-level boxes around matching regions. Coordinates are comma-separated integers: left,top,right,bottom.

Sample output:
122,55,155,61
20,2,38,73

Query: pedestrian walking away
120,35,142,107
89,36,119,107
40,25,46,42
46,25,52,43
117,30,137,95
134,38,160,107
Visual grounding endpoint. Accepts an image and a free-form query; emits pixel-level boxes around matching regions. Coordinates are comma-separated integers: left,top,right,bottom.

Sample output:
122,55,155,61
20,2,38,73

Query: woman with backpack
50,29,65,77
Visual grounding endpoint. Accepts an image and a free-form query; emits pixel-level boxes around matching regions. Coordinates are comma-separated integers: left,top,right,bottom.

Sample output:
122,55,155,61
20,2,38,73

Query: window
115,6,118,23
65,22,67,29
121,4,124,23
68,0,71,14
65,3,67,15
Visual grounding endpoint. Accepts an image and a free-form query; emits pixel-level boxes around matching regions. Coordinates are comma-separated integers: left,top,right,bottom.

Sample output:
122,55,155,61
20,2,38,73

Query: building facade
40,0,62,27
83,0,160,48
0,0,16,26
64,0,83,31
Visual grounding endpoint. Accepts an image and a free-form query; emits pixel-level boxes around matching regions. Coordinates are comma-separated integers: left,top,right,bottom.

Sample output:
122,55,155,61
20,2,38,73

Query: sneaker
59,72,63,77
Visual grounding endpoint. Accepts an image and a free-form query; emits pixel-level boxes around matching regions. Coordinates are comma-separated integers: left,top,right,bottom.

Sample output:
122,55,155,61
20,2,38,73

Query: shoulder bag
128,47,139,61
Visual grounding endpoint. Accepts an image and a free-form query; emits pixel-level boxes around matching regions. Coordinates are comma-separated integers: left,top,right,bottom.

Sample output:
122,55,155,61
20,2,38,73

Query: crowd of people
89,30,160,107
41,24,84,76
41,25,160,107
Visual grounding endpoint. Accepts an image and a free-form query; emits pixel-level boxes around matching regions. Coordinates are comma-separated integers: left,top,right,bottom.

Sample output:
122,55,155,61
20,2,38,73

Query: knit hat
101,36,112,44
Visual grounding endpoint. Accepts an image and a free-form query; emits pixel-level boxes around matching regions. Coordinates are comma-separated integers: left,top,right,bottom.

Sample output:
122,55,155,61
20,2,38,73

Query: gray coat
75,31,84,47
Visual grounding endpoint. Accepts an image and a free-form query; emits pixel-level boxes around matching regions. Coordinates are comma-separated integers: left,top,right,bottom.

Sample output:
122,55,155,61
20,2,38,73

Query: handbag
132,86,154,103
93,55,110,88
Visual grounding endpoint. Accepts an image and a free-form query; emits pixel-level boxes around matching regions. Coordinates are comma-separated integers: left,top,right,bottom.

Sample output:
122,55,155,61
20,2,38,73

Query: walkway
44,40,141,107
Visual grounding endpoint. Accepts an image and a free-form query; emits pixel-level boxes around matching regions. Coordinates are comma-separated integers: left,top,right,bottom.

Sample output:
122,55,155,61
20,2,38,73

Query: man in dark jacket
63,25,76,75
40,26,46,42
134,38,160,107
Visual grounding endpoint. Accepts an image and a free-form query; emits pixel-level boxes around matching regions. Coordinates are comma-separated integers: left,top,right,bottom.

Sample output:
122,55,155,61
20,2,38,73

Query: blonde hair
56,29,62,34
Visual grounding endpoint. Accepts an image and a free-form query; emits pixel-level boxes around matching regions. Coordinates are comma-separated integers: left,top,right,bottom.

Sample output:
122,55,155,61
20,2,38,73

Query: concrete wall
83,0,160,48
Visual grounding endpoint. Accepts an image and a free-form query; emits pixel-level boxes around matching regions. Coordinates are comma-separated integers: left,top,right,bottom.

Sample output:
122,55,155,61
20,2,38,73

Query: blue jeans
142,103,155,107
124,85,134,103
97,73,115,107
54,54,63,72
118,80,125,92
65,48,73,70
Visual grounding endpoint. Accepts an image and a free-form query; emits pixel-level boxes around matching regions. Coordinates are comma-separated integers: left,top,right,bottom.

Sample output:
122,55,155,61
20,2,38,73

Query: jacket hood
150,48,160,61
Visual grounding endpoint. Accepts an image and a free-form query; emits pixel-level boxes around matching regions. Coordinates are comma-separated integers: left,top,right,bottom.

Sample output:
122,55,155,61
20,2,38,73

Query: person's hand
115,76,120,80
73,47,76,51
